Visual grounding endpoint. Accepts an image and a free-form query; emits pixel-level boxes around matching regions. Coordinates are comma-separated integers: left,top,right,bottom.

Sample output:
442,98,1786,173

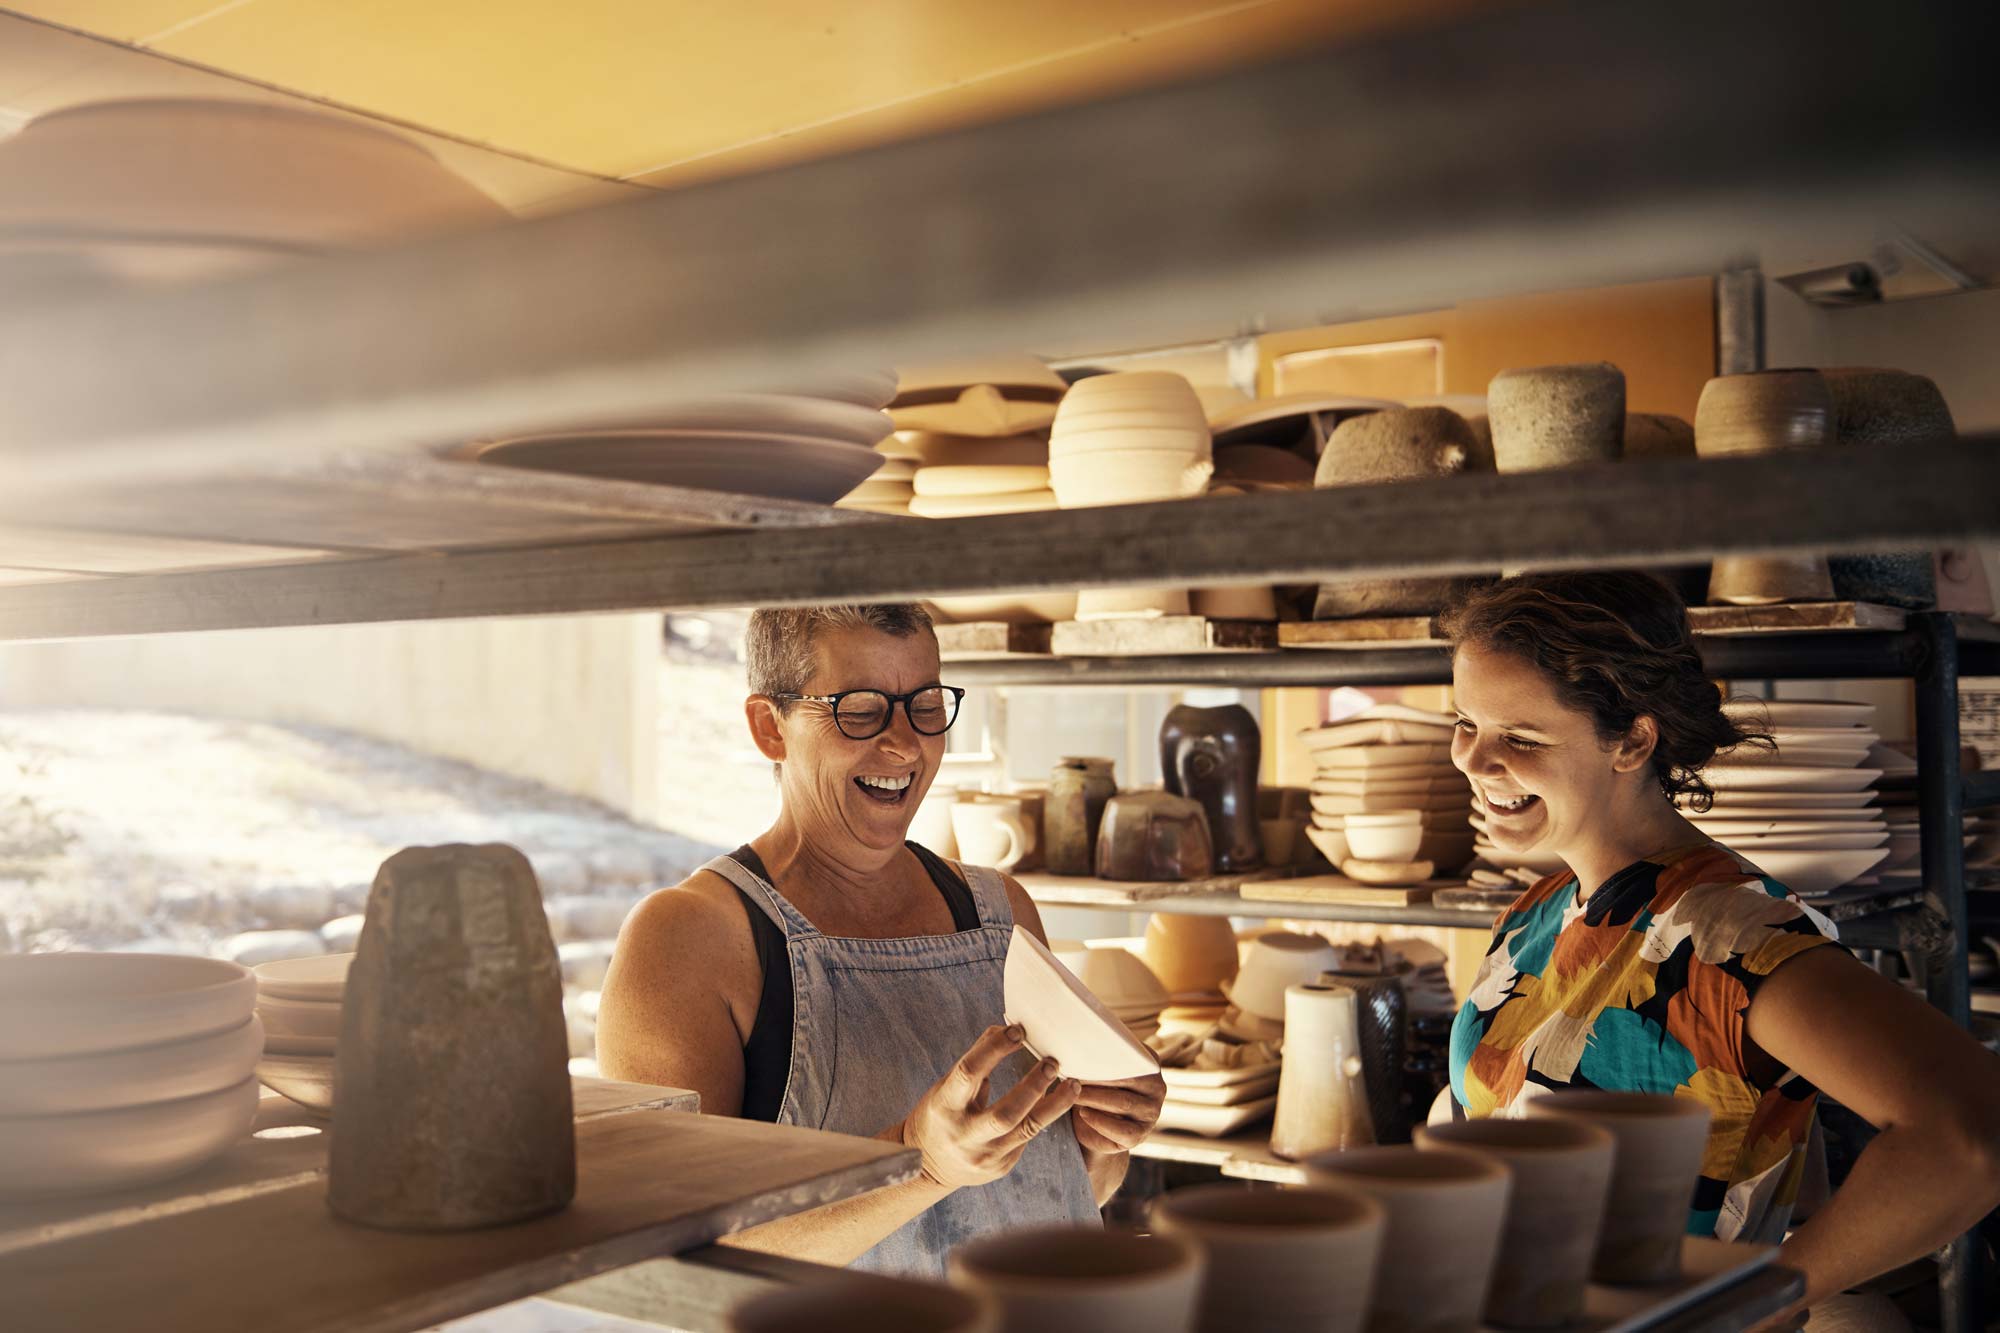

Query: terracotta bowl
0,952,256,1061
1143,913,1241,996
1694,369,1834,457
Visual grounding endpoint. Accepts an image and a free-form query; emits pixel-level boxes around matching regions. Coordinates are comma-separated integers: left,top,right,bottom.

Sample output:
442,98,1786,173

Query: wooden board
0,1077,698,1259
1254,874,1443,907
1015,868,1285,905
1686,602,1906,634
0,523,345,574
5,1110,917,1333
936,621,1054,659
1280,616,1446,650
1052,616,1279,657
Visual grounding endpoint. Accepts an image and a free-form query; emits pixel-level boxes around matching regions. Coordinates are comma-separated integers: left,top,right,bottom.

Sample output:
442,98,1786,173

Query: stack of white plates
253,952,354,1113
0,953,262,1197
1300,705,1474,873
1689,698,1890,896
455,378,898,508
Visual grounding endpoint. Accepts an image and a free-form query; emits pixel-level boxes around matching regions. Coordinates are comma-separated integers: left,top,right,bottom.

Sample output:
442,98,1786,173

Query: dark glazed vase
1045,757,1117,876
1159,703,1263,873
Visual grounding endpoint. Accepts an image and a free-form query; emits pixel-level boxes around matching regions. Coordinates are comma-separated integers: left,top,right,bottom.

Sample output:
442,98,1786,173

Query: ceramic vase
1821,367,1955,609
1271,982,1375,1160
730,1276,1000,1333
1415,1117,1616,1328
1486,363,1626,472
1159,703,1263,872
328,843,574,1231
1045,758,1116,875
1525,1091,1712,1285
1313,407,1488,618
1151,1183,1385,1333
949,1224,1204,1333
1095,791,1214,882
1322,970,1409,1143
1304,1145,1512,1333
1695,370,1837,606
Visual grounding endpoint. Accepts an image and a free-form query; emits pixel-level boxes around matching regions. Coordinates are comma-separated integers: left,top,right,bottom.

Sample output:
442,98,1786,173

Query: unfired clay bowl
0,952,256,1061
1227,931,1339,1020
949,1224,1204,1333
1152,1183,1384,1333
1416,1116,1616,1327
0,1076,260,1198
1487,363,1626,472
1525,1091,1711,1285
1694,369,1834,457
0,1015,265,1117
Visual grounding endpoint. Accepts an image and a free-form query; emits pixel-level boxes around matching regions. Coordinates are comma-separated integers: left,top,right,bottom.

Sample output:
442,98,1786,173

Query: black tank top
732,842,979,1123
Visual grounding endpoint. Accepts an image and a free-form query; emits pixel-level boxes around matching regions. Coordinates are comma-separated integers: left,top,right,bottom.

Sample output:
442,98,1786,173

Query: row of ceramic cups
733,1090,1710,1333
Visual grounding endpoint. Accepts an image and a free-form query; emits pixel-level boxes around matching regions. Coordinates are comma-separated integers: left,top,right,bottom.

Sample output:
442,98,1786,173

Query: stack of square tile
1300,704,1475,875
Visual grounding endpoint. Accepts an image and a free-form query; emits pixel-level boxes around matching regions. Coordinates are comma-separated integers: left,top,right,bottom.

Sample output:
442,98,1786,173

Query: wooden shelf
1021,874,1498,929
1278,602,1909,652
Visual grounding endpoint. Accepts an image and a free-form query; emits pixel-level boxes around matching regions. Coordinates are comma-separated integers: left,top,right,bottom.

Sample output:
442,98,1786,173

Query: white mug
909,788,963,859
951,801,1031,871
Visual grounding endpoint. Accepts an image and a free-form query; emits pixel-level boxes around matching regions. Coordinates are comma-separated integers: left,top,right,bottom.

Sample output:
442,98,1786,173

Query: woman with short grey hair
599,603,1164,1276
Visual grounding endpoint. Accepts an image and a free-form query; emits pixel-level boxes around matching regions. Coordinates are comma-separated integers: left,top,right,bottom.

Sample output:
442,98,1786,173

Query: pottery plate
1003,927,1160,1084
1156,1093,1278,1137
1156,1073,1281,1106
1721,699,1877,729
458,429,884,506
1160,1060,1284,1090
1702,766,1882,793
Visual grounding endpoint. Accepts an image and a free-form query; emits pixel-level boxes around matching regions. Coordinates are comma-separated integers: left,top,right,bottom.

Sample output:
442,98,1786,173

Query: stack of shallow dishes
1050,372,1213,619
888,357,1067,438
1687,698,1889,896
1069,945,1170,1043
1301,705,1474,876
0,952,262,1197
253,953,353,1113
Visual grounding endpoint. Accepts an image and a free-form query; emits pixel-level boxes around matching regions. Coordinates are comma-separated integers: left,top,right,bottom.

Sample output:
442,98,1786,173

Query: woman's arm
1744,946,2000,1315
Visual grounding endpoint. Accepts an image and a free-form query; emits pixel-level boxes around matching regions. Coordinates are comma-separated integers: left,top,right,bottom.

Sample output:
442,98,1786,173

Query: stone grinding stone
1821,367,1956,610
328,843,574,1231
1487,362,1626,473
1314,407,1487,618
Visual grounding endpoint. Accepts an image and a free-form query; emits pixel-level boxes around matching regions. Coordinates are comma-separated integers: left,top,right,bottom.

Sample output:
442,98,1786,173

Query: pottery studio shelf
0,1077,919,1333
1019,872,1500,930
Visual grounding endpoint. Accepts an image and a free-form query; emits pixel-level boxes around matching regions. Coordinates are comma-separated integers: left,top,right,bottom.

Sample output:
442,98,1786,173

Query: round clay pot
1303,1145,1512,1333
1524,1091,1711,1285
1143,912,1240,996
1694,369,1834,457
732,1275,1000,1332
1152,1183,1385,1333
1486,363,1626,472
1416,1117,1616,1327
1314,406,1486,619
1820,367,1955,610
949,1225,1204,1333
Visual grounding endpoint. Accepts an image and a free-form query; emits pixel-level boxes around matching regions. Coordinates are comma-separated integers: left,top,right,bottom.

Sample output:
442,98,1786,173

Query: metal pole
1911,612,1982,1333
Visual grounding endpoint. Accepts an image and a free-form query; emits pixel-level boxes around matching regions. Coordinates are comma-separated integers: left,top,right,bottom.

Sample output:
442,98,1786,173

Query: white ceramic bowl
0,953,256,1061
1228,932,1340,1021
1346,822,1426,863
256,1051,337,1113
1344,810,1426,827
255,992,344,1043
1733,847,1890,895
1049,426,1210,458
1058,371,1205,410
0,1076,260,1198
0,1015,264,1116
1051,451,1213,506
253,952,353,1003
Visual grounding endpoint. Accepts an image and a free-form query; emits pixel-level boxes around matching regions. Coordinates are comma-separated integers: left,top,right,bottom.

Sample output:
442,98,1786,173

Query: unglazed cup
949,1224,1204,1333
1416,1117,1616,1326
732,1275,1000,1332
1524,1091,1711,1285
1304,1144,1512,1333
1152,1183,1385,1333
1486,363,1626,473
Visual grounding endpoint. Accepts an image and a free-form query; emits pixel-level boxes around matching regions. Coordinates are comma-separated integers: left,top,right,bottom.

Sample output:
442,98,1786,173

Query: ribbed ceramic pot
1820,367,1956,609
1486,363,1626,473
1152,1183,1385,1333
1696,370,1837,605
1314,407,1486,618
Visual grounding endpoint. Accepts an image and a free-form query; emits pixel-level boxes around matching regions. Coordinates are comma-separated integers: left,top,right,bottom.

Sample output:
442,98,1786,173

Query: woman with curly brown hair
1443,571,2000,1320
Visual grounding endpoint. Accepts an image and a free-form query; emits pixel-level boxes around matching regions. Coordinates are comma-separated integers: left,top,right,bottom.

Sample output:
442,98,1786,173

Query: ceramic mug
909,787,965,860
731,1275,1000,1332
952,801,1032,871
1304,1145,1512,1333
1151,1183,1385,1333
1416,1116,1616,1327
949,1224,1204,1333
1524,1091,1712,1285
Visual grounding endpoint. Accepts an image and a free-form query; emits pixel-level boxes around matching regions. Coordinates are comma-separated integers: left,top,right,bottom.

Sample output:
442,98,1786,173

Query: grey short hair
745,604,938,704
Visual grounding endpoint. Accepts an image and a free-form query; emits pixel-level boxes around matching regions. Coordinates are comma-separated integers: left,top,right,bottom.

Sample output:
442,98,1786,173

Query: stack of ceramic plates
456,377,899,508
1301,705,1475,873
1687,698,1889,896
1208,393,1398,457
1065,944,1170,1043
1050,372,1213,619
888,357,1067,438
252,953,353,1113
0,953,262,1197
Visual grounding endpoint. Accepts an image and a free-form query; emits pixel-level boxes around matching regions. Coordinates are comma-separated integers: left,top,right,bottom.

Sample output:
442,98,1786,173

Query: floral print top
1449,843,1841,1244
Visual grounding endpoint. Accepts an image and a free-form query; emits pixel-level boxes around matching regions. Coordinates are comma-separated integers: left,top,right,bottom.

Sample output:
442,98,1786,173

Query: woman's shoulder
1642,843,1840,970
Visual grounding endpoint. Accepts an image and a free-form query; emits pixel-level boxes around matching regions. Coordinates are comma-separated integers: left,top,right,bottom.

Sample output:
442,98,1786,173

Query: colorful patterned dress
1450,843,1842,1244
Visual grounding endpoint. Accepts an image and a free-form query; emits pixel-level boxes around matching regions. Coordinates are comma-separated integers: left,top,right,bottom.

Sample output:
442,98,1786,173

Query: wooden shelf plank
1021,877,1495,929
5,1111,916,1333
1279,603,1909,652
935,621,1053,659
1016,868,1286,906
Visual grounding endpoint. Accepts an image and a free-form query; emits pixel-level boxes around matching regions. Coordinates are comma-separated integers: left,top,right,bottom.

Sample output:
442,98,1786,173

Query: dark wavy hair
1438,571,1771,811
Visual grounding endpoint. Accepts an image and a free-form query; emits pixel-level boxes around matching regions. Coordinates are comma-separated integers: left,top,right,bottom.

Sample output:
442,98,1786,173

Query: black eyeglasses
772,685,966,740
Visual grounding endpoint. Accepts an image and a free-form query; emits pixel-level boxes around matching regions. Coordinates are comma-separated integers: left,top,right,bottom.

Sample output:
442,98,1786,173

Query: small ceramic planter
1304,1144,1512,1333
1152,1183,1385,1333
1045,758,1116,876
1524,1091,1711,1285
949,1224,1204,1333
731,1275,999,1333
1416,1116,1616,1327
1486,363,1626,473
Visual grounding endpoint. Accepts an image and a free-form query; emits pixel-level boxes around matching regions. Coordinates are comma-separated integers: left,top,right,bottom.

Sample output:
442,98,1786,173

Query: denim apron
705,851,1102,1277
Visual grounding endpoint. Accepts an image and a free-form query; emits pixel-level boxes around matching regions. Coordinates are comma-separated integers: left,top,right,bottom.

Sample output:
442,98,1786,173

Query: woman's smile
854,770,917,806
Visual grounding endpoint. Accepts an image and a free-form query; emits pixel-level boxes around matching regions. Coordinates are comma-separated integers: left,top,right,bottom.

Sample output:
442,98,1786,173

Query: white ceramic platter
1687,804,1881,822
0,1076,260,1198
253,952,353,1002
1002,927,1160,1084
1734,848,1891,895
1157,1073,1282,1106
563,394,892,447
1311,774,1468,796
1712,831,1890,851
1311,762,1464,784
1156,1093,1278,1137
457,429,884,505
911,464,1051,498
0,953,255,1061
908,489,1059,518
1694,817,1888,837
255,992,344,1042
1722,744,1873,769
1696,790,1879,810
1721,699,1879,728
0,1016,264,1116
1702,766,1882,793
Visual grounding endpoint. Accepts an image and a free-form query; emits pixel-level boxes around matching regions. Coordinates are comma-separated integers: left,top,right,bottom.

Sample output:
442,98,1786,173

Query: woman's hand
1070,1073,1166,1157
899,1024,1081,1191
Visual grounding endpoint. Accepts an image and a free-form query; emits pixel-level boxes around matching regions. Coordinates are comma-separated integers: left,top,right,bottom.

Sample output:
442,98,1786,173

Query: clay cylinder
1159,703,1263,873
1271,982,1374,1160
1695,369,1838,606
1486,363,1626,472
328,843,574,1231
1044,758,1116,876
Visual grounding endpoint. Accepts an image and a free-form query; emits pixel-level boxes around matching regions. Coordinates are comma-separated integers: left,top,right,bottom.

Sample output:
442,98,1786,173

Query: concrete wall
0,613,662,822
